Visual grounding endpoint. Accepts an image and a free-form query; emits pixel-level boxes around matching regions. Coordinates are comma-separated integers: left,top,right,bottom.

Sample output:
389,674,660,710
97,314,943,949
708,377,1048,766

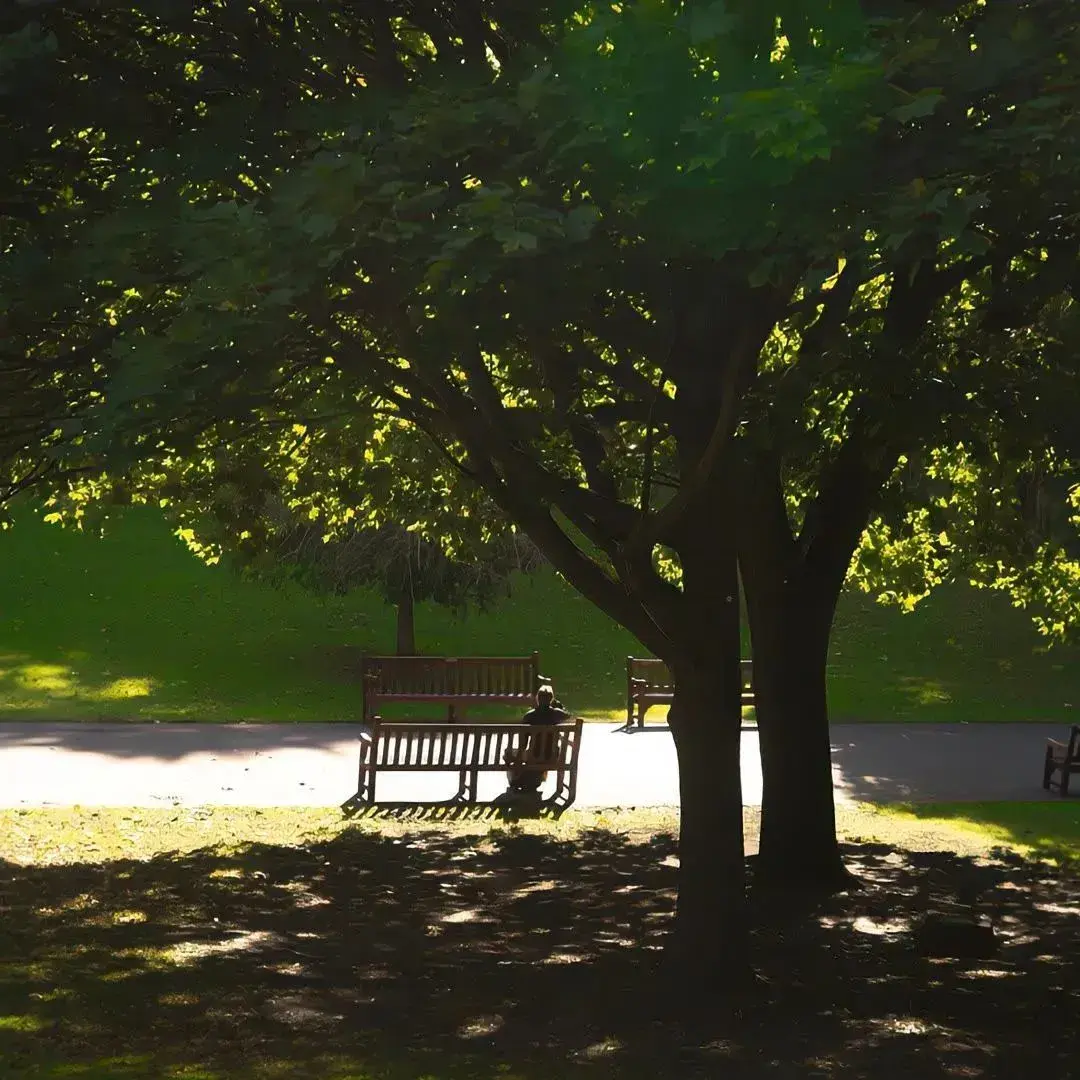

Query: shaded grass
2,505,1080,723
0,806,1078,1080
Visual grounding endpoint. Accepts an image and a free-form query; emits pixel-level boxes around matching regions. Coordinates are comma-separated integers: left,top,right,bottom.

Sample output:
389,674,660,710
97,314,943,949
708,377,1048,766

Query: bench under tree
352,717,583,807
625,656,755,729
361,653,546,723
1043,725,1080,797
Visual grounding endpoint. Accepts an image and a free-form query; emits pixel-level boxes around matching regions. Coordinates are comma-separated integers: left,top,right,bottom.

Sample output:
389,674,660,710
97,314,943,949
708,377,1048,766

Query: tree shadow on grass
0,827,1078,1080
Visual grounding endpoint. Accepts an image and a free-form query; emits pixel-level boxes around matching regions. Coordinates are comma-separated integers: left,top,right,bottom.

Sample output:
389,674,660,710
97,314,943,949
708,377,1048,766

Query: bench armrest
1046,738,1067,750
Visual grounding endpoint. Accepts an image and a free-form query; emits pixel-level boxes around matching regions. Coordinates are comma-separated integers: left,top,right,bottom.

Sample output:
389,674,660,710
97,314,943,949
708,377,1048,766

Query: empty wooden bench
1043,725,1080,797
354,717,583,807
361,653,546,723
626,656,755,729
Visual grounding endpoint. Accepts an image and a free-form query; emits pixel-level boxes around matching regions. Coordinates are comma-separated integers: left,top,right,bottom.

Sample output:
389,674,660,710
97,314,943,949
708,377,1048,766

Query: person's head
536,684,555,708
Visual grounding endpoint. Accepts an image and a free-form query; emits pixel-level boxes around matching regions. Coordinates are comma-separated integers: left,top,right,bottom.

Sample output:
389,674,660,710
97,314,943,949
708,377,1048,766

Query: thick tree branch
446,344,640,542
453,434,675,656
539,342,619,505
791,251,981,595
629,285,782,553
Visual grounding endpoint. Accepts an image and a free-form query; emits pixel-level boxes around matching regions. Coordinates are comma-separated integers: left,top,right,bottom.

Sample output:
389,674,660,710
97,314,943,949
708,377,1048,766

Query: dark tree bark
743,564,848,890
665,661,748,988
738,445,892,892
660,503,750,990
394,581,416,655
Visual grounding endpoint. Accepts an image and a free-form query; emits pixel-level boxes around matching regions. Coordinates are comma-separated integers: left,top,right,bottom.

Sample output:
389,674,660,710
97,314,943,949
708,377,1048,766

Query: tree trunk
665,665,749,991
395,583,416,655
661,507,750,994
746,569,850,891
737,449,879,894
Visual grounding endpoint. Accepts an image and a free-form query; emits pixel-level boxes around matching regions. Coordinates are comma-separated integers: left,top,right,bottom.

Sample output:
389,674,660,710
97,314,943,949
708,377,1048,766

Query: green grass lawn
1,504,1079,723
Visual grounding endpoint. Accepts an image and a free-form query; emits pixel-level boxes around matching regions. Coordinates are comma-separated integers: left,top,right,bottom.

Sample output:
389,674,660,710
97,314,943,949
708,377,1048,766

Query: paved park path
0,720,1067,809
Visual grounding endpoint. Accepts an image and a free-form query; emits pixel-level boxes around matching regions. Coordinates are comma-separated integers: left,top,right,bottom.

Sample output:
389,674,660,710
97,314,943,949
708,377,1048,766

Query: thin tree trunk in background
395,583,416,655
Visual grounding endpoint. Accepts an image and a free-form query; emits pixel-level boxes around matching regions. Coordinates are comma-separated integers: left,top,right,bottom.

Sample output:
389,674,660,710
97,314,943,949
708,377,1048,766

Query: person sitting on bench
505,684,569,795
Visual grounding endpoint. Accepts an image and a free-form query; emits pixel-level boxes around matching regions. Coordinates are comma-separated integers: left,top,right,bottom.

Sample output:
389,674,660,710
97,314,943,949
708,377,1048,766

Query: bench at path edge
351,716,584,808
361,652,546,723
1043,725,1080,797
625,656,755,729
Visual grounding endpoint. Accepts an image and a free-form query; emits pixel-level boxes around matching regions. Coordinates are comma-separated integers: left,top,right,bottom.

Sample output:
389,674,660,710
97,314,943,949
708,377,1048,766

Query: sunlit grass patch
0,1014,50,1032
871,802,1080,866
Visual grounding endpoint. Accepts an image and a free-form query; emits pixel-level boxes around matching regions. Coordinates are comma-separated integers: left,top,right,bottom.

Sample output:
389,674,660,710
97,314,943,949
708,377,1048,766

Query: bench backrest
364,719,582,770
362,654,541,698
627,656,753,694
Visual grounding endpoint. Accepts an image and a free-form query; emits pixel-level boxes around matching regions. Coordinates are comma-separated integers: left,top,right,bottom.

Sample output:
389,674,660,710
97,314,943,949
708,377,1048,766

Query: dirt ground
0,806,1078,1079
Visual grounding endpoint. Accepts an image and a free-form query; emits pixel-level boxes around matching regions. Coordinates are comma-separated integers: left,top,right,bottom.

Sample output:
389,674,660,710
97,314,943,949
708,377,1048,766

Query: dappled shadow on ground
0,827,1078,1079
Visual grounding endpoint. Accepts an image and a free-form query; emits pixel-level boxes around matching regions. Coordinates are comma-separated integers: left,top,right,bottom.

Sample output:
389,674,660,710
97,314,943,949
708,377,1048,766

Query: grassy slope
1,505,1079,723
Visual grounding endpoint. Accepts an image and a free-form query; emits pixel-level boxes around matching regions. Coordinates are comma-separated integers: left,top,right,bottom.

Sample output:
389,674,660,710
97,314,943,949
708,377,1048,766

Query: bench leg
1043,748,1054,791
566,761,579,807
553,764,566,803
358,748,375,805
456,768,470,801
357,766,376,806
1062,768,1071,798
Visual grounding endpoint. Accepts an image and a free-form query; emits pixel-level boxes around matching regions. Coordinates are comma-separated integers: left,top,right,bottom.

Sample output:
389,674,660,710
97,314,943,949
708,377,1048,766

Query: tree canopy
8,0,1080,987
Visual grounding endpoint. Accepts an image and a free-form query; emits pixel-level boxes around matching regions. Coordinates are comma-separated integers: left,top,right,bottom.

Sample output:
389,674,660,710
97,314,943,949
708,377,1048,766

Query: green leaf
686,1,735,45
891,89,944,123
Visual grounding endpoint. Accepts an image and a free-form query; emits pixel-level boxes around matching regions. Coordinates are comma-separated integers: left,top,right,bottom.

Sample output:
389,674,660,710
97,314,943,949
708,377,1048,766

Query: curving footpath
0,720,1069,809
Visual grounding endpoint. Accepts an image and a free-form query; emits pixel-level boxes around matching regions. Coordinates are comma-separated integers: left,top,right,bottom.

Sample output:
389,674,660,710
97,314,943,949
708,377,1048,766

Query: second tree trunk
746,570,849,890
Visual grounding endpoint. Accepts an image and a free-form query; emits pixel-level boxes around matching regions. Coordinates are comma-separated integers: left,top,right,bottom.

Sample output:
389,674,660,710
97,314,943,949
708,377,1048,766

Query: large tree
22,0,1080,986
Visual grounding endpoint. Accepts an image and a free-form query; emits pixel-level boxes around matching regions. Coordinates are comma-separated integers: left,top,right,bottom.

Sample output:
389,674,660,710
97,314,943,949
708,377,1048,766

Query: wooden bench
361,653,545,723
625,656,755,729
354,718,583,807
1043,725,1080,797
